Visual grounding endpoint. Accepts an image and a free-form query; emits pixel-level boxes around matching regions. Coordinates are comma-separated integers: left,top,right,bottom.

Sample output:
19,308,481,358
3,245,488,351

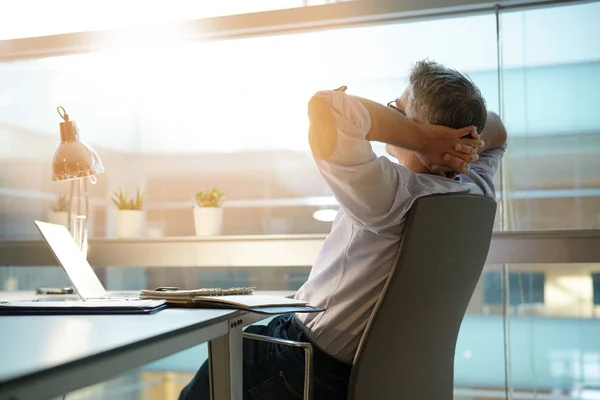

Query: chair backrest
348,193,497,400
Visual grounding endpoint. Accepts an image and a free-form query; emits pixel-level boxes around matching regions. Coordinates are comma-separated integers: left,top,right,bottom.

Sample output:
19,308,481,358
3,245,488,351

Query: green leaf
193,188,225,208
112,187,145,210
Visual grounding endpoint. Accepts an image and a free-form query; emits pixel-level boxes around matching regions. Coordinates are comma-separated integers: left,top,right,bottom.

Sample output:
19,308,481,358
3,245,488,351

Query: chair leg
242,332,313,400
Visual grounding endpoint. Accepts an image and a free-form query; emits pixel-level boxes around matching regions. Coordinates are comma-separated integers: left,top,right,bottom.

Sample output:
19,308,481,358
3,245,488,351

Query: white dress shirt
295,89,506,364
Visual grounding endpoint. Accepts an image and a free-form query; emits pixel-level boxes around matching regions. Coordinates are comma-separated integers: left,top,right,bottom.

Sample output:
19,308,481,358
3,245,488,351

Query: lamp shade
52,106,105,181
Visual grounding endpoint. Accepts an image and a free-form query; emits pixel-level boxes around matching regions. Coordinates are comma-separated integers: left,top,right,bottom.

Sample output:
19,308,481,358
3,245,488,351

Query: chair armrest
243,332,313,400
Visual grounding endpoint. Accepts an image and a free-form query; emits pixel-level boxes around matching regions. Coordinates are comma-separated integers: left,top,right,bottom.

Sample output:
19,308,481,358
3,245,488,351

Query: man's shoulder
387,168,484,219
354,163,495,232
405,168,482,196
389,162,494,200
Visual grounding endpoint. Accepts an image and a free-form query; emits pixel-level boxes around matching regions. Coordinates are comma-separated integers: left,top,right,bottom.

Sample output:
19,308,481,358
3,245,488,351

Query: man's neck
399,157,456,179
398,155,429,174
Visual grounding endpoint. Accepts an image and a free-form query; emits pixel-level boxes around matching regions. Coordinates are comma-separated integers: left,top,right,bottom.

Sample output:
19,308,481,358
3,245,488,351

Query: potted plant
48,194,70,228
112,188,146,238
192,188,225,236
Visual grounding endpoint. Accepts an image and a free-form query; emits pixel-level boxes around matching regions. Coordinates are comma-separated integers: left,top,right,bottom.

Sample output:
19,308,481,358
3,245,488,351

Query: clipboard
0,299,167,315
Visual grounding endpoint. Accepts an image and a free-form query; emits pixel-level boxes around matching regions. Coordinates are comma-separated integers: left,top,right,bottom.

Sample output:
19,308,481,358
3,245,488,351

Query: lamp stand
68,177,90,255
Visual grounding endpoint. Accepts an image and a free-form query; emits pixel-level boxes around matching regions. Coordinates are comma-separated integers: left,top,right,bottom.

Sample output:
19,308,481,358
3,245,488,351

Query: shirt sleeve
308,89,409,229
462,142,507,198
470,142,507,181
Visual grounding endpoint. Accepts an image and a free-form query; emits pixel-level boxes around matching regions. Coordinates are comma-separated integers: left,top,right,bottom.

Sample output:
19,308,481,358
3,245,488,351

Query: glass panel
499,2,600,230
457,262,600,399
0,0,352,40
0,12,499,238
505,263,600,398
455,264,507,399
0,266,69,292
59,359,203,399
0,266,309,292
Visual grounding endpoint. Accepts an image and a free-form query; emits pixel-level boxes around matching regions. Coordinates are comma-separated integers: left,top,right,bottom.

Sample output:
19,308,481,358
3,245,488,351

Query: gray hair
408,60,487,134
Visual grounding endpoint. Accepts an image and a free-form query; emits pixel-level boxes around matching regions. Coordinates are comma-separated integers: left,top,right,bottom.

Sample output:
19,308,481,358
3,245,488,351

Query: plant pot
115,210,145,238
193,207,223,236
47,211,69,228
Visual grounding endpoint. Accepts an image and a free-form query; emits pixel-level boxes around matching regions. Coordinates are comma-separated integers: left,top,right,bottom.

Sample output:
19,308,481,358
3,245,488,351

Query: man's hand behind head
428,111,507,177
415,123,484,175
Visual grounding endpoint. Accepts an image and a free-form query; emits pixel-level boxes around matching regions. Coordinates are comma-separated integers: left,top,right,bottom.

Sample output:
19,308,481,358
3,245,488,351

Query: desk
0,304,271,400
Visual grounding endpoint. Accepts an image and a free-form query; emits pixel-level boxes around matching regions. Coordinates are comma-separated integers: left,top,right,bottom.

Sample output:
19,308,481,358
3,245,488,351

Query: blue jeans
179,314,351,400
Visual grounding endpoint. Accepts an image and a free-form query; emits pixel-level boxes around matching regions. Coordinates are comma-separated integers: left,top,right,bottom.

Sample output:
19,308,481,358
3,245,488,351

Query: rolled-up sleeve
308,89,404,228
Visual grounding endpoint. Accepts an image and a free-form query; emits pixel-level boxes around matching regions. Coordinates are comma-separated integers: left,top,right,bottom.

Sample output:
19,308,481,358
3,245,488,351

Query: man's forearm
479,112,507,153
354,96,425,151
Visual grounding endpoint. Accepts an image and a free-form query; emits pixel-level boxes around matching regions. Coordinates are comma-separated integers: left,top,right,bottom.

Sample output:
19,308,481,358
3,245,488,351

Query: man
180,60,507,400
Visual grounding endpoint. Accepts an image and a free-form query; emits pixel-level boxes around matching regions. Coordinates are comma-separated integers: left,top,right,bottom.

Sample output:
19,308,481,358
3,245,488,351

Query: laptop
34,220,140,301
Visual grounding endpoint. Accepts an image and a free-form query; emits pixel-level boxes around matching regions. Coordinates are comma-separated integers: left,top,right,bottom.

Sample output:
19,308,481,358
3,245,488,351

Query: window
1,2,598,238
499,2,600,230
0,12,499,238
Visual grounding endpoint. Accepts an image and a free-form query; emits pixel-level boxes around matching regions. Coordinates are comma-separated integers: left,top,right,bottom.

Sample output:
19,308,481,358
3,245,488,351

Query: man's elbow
490,112,508,143
485,111,508,146
308,94,338,160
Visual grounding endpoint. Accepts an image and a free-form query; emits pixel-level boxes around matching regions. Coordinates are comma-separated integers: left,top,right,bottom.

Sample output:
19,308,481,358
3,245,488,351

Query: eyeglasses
387,99,405,116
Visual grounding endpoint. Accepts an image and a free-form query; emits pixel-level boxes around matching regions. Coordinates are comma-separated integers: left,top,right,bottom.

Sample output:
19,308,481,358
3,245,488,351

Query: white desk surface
0,290,296,302
0,289,295,400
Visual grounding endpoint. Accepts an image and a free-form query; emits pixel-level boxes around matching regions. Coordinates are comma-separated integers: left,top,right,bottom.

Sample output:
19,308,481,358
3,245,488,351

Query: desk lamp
52,106,105,253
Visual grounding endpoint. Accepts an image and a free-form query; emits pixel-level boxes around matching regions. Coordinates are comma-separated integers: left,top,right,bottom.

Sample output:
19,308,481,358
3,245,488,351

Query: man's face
395,85,425,123
385,85,427,172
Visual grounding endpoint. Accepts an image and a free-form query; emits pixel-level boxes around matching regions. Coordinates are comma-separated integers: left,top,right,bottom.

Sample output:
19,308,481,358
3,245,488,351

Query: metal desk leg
208,317,244,400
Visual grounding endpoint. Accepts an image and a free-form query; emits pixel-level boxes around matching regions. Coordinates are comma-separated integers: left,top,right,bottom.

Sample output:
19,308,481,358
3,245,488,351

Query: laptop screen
34,220,106,299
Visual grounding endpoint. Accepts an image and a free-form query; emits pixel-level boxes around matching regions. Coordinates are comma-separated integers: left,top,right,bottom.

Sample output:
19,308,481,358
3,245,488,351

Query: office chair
243,193,496,400
348,193,497,400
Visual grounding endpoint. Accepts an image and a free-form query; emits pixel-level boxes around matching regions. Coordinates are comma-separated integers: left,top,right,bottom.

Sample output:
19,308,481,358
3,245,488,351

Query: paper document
188,295,308,308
